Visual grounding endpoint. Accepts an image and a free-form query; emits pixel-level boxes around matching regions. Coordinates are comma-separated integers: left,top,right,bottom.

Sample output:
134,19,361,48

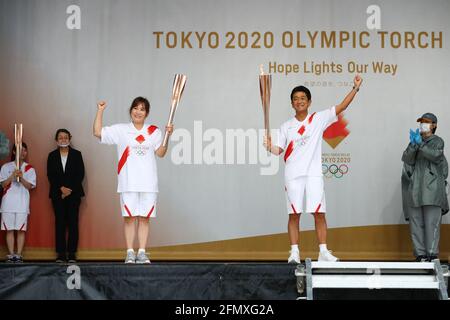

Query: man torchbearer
264,75,363,263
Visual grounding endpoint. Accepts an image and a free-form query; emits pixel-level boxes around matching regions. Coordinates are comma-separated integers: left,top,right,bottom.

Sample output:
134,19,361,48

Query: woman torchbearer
93,97,173,264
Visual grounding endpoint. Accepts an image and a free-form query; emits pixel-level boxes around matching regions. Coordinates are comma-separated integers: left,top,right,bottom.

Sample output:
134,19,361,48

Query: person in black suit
47,129,85,263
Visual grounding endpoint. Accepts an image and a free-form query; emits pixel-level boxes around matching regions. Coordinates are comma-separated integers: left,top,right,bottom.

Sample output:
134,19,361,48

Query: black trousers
52,197,81,256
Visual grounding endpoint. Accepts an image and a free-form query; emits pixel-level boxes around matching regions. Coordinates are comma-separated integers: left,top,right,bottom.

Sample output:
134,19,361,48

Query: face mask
419,122,431,133
57,142,70,148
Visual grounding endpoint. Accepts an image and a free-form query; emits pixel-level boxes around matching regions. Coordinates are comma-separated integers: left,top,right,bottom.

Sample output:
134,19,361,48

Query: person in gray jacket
401,113,449,262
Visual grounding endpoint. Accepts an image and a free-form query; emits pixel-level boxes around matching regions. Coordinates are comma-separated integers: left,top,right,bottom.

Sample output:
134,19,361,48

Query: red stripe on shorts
146,205,155,218
124,204,133,217
290,204,298,214
315,203,322,213
2,222,7,231
19,223,25,231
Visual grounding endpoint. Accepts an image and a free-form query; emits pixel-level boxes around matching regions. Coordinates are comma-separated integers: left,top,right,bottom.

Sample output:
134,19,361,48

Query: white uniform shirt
0,161,37,214
101,123,162,193
277,106,338,181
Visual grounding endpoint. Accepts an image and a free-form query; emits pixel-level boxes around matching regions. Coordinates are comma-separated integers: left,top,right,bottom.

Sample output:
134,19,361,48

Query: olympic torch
14,123,23,182
162,74,187,147
259,65,272,150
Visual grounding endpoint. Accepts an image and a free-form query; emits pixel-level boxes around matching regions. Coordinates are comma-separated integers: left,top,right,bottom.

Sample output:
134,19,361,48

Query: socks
319,244,328,253
128,249,146,254
291,245,299,252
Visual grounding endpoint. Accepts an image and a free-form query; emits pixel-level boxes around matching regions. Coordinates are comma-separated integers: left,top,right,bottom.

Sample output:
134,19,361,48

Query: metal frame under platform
295,259,449,300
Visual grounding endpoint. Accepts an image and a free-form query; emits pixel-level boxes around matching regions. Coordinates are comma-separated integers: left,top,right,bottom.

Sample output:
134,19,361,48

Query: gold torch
162,74,187,147
259,65,272,151
14,123,23,182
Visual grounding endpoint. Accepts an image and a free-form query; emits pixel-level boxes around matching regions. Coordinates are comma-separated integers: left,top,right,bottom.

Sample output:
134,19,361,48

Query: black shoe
56,254,66,263
68,253,77,263
6,254,16,263
14,255,23,263
427,255,439,262
415,255,427,262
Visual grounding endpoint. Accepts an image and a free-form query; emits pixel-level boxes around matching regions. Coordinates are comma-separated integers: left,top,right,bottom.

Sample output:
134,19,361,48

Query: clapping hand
409,128,422,145
409,129,416,144
414,129,422,144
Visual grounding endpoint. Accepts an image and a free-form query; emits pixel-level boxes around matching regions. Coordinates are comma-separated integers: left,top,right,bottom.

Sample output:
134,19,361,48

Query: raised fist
97,101,107,110
354,74,363,88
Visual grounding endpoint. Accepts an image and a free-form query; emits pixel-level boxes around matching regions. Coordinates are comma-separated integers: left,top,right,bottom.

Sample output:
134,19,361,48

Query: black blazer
47,147,85,200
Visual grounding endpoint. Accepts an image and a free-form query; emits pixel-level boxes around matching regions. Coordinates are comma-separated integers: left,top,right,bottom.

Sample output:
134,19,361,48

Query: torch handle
162,100,177,147
14,124,22,182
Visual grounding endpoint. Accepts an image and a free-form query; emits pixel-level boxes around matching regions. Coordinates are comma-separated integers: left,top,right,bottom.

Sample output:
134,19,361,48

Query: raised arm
93,101,106,139
335,75,363,116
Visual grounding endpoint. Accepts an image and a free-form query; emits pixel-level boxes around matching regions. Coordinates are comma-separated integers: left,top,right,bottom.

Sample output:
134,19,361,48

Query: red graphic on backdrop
323,114,349,149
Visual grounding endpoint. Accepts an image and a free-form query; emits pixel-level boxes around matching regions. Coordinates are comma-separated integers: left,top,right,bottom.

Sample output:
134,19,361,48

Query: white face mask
419,122,431,133
57,142,70,148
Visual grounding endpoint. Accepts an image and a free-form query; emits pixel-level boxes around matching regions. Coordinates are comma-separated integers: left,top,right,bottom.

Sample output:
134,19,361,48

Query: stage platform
0,262,298,300
0,261,448,300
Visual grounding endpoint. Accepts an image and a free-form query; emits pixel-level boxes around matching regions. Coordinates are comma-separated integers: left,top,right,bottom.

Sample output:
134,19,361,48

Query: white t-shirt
100,123,162,193
0,161,37,214
277,106,338,180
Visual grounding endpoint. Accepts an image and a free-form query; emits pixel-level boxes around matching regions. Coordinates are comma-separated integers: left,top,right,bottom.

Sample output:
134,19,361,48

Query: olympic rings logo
322,164,349,178
136,149,146,156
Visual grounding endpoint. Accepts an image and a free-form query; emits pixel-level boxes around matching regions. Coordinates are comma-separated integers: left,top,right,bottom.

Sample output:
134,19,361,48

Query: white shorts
1,212,28,231
120,192,157,218
285,176,326,215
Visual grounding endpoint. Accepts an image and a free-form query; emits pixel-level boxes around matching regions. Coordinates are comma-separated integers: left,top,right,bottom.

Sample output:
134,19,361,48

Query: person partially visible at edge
401,113,448,262
0,142,36,263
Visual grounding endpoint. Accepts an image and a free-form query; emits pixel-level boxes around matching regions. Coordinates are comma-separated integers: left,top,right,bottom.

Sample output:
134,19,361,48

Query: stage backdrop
0,0,449,260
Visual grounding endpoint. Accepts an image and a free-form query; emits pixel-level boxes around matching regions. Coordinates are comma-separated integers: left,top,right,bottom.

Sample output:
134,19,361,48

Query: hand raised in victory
97,101,107,111
354,74,363,89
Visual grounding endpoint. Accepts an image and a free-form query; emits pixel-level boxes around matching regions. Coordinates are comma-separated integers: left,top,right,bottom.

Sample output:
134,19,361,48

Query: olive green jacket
401,134,449,217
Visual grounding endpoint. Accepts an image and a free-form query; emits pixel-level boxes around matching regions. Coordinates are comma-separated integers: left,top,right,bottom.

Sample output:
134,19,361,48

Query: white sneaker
288,250,301,264
318,250,339,262
136,251,151,264
125,250,136,264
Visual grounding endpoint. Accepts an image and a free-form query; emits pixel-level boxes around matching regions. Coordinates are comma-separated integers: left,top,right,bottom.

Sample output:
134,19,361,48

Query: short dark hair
54,128,72,141
290,86,311,101
129,97,150,116
11,142,28,161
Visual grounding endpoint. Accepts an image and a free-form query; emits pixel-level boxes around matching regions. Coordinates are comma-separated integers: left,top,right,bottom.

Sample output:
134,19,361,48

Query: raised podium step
295,259,449,300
